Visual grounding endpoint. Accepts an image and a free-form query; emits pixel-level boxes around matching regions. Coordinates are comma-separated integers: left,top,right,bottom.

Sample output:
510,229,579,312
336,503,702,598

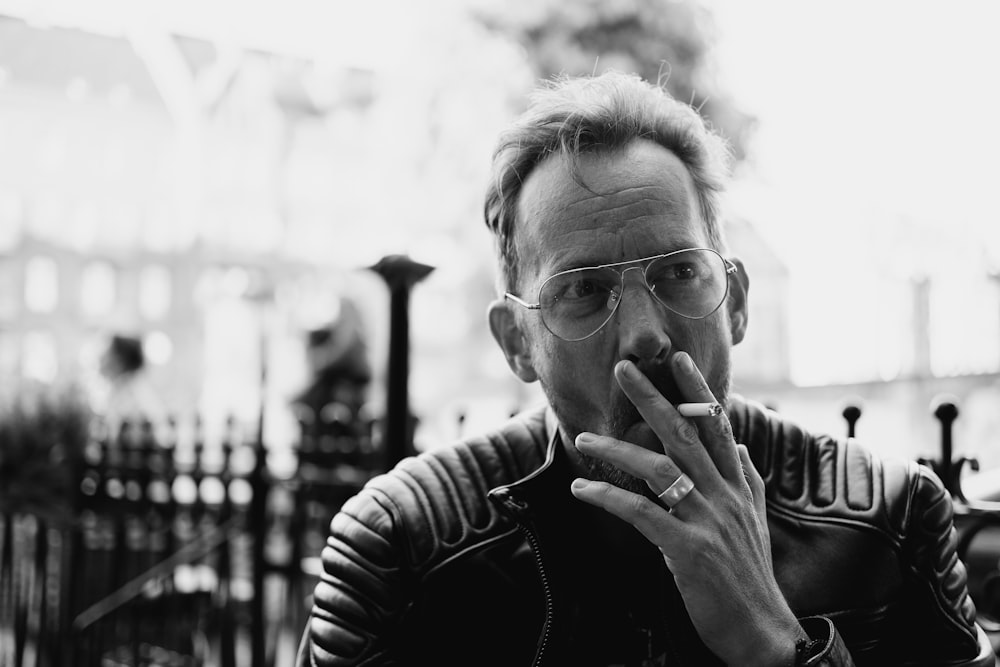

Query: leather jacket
297,396,995,666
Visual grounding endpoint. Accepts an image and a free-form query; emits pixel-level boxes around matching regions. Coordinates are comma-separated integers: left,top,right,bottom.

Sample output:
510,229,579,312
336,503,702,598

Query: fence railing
1,404,380,667
5,394,1000,664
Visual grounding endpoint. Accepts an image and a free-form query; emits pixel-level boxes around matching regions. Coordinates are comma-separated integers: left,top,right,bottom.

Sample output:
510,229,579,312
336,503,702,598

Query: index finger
669,351,742,483
614,359,720,488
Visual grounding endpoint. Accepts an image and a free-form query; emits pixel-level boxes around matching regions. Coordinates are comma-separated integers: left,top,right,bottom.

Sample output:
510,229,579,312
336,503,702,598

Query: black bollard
929,395,979,503
932,396,958,491
842,401,863,439
368,255,435,469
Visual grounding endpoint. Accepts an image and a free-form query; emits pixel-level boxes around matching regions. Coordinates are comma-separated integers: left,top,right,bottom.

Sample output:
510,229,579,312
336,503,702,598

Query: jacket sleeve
803,464,994,667
887,463,995,666
296,487,409,667
294,420,545,667
793,461,995,667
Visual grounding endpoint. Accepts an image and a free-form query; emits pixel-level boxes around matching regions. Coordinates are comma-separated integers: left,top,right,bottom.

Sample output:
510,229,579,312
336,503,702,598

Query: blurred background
2,0,998,462
1,0,999,664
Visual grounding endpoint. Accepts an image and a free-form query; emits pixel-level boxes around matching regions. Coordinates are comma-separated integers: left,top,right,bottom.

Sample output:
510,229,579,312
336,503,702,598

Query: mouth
612,365,682,452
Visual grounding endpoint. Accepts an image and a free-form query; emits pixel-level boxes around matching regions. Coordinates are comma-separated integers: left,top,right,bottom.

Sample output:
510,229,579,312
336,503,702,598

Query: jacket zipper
496,490,555,667
519,520,554,667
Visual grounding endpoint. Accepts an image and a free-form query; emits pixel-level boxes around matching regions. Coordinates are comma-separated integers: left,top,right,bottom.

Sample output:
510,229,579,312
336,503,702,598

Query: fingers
613,359,718,486
575,432,699,507
669,352,743,482
737,444,766,519
615,356,740,487
738,444,772,569
570,478,688,551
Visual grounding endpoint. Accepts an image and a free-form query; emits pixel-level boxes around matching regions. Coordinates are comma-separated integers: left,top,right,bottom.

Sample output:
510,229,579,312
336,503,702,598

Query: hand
570,351,804,667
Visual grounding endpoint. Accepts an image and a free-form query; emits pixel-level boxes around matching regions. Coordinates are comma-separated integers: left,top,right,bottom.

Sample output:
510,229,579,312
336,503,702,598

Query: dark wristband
794,635,825,665
792,616,834,666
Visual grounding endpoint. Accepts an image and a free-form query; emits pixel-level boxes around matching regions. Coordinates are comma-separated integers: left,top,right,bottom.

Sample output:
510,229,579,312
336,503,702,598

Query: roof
0,15,163,105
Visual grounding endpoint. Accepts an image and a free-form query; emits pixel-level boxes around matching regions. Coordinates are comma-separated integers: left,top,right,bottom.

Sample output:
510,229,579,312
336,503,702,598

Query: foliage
473,0,755,160
0,384,92,524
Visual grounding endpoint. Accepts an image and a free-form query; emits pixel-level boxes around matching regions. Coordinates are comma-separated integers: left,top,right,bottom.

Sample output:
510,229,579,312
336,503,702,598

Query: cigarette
677,402,723,417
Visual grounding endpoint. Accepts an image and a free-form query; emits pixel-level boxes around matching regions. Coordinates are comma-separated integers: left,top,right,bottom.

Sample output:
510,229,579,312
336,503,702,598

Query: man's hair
484,71,732,292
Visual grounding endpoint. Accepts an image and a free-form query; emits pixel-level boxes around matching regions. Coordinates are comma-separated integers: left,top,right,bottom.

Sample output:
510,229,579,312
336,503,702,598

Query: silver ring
657,473,695,509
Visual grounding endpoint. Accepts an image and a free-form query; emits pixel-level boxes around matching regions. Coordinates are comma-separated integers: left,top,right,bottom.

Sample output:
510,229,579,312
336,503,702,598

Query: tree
474,0,754,160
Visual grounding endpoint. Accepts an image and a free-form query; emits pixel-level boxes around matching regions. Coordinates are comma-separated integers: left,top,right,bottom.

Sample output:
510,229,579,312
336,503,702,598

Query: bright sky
711,0,1000,258
707,0,1000,383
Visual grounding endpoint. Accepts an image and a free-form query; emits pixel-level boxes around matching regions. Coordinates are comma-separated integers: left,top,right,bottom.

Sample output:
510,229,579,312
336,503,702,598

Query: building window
23,330,58,383
80,261,116,318
139,265,172,320
144,330,173,365
25,256,58,313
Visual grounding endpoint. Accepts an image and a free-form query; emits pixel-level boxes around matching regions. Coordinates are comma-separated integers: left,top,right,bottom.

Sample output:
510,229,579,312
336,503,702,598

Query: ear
488,299,538,382
726,257,749,346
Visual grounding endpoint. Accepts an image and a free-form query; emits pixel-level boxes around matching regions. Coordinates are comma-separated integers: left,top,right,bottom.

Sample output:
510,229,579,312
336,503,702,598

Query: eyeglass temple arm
504,292,541,310
725,260,738,275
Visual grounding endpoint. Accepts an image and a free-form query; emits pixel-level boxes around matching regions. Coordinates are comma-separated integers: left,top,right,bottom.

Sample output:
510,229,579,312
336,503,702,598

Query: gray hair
484,71,732,292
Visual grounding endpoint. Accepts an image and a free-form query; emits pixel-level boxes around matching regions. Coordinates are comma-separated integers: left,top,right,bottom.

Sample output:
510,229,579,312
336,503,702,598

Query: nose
615,267,672,364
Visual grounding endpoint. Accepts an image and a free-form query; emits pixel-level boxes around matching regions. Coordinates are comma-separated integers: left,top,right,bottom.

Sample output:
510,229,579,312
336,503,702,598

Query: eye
652,260,701,284
667,263,698,280
565,277,603,300
540,269,617,312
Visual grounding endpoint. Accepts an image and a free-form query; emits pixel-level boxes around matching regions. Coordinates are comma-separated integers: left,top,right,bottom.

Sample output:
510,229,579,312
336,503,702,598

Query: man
296,72,994,666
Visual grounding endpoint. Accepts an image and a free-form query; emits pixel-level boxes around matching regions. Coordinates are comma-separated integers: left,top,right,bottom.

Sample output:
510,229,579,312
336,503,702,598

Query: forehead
514,139,706,283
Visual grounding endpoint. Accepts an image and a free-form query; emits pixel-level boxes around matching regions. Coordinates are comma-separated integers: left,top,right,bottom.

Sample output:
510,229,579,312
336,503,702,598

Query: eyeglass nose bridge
604,264,660,312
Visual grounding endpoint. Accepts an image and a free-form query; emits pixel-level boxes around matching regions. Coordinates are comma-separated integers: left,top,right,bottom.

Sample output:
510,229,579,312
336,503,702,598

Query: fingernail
575,432,596,448
618,360,640,381
571,478,589,492
675,352,694,373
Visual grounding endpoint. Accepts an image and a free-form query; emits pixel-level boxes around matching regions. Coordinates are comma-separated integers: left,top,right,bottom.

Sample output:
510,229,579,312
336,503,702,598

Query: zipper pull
489,487,530,518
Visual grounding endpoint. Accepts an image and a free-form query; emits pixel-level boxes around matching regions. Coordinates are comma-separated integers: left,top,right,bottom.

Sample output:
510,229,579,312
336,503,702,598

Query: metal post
932,396,958,494
842,403,862,439
927,395,978,504
368,255,435,469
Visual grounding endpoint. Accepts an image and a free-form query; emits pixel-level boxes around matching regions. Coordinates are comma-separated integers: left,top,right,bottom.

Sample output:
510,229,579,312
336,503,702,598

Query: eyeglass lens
537,249,729,341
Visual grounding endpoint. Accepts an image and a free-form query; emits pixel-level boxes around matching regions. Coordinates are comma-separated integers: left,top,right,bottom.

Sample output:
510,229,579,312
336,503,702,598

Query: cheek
682,321,733,387
532,337,613,406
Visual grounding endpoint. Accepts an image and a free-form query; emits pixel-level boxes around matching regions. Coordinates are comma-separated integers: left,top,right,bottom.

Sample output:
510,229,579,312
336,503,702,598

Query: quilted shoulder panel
730,396,907,536
729,396,983,663
304,407,548,665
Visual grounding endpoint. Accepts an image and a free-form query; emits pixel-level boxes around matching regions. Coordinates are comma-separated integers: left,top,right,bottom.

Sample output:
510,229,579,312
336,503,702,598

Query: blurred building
0,15,387,433
0,10,530,450
1,10,997,473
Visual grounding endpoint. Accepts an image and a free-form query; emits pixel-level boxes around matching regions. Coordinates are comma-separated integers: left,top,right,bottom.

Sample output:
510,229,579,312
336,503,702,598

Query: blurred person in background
94,333,165,432
292,297,372,427
296,72,993,666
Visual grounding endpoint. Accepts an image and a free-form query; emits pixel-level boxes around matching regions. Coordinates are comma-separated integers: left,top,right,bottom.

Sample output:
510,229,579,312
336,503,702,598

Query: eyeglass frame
504,247,739,342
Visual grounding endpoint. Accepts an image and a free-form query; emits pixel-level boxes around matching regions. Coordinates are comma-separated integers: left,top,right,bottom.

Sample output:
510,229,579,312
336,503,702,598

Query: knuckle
596,482,617,502
651,456,677,480
627,493,650,516
672,419,700,445
715,418,735,441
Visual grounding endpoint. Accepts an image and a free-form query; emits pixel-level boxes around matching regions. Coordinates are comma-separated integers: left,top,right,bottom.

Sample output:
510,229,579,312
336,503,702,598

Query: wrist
738,619,803,667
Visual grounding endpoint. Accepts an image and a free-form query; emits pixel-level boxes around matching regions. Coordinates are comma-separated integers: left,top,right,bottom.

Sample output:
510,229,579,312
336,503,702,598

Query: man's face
495,139,747,491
